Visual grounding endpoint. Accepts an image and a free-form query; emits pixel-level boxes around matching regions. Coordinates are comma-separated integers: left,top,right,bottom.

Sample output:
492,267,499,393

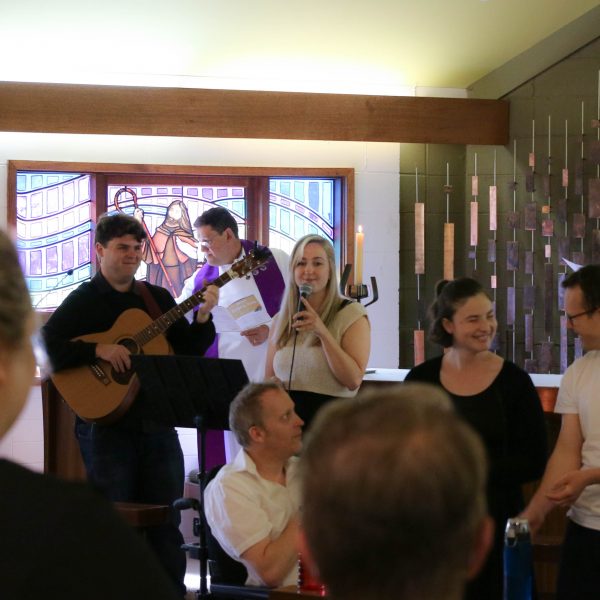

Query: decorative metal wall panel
443,222,454,281
524,314,534,353
557,199,568,224
590,140,600,165
524,203,537,230
524,358,538,374
470,202,478,246
589,179,600,219
539,341,553,373
489,185,497,231
542,219,554,237
593,229,600,264
575,161,584,196
487,239,496,262
415,202,425,274
404,78,600,374
507,211,520,229
507,241,519,270
544,263,554,338
572,213,586,238
506,287,515,326
414,329,425,366
523,251,533,275
523,286,535,311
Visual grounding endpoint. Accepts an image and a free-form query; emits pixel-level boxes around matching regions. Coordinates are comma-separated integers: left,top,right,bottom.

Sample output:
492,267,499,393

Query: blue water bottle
503,518,533,600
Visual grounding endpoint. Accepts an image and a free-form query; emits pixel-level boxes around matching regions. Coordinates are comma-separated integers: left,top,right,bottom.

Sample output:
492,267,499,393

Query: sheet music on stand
131,355,249,430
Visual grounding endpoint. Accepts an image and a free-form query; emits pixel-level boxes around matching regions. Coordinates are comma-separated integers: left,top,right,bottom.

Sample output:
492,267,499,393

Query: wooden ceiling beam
0,81,509,145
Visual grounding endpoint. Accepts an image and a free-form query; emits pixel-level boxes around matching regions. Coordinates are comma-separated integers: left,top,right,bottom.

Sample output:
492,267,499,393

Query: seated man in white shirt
204,381,303,588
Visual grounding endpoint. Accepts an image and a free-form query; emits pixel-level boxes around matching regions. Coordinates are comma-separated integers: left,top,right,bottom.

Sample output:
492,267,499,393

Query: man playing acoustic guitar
43,213,219,596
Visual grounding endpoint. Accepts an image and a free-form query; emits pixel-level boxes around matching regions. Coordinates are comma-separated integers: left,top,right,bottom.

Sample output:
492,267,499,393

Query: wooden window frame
8,160,355,282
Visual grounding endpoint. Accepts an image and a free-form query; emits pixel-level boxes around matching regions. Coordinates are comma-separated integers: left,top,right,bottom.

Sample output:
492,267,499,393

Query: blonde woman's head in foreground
0,229,36,438
300,382,493,600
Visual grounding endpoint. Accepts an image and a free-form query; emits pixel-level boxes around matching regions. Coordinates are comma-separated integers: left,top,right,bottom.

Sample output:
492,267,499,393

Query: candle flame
357,225,363,233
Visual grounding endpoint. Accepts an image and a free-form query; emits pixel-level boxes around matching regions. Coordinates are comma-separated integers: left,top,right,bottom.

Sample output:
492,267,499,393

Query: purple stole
194,240,285,469
193,239,285,358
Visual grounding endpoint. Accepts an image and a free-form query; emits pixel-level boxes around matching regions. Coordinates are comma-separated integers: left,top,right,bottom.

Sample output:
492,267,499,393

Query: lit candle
355,225,364,284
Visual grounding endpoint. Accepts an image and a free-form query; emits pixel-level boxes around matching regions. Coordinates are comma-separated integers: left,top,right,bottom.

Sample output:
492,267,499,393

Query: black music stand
132,355,249,599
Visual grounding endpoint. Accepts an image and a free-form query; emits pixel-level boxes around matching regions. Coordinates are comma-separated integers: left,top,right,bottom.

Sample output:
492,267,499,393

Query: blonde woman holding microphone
266,234,370,429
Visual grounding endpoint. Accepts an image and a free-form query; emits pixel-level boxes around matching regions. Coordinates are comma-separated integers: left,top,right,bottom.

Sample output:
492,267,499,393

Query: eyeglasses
566,307,598,325
199,233,222,248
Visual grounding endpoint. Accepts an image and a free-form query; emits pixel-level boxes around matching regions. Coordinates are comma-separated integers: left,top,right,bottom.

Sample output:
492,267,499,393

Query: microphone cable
33,269,74,309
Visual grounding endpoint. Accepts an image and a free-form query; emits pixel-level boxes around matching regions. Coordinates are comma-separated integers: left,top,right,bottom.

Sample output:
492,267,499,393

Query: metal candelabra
339,264,379,306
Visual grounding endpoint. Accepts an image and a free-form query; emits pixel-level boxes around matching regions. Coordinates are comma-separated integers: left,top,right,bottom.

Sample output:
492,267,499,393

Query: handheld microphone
288,283,312,391
33,269,74,309
296,283,313,316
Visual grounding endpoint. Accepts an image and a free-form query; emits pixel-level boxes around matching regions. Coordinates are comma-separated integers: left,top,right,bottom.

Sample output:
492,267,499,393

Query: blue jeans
76,421,186,595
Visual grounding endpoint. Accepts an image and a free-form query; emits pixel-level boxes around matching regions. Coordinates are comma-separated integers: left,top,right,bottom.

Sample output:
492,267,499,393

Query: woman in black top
405,277,547,600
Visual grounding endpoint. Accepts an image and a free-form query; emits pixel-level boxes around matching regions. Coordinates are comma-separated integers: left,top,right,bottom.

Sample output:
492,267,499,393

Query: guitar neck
134,270,234,347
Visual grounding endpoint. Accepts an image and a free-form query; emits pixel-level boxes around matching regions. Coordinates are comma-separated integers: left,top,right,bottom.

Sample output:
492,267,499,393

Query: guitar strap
136,281,163,320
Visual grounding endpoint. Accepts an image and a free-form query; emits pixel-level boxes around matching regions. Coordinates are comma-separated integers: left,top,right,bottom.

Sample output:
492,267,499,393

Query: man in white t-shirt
204,381,303,588
522,264,600,600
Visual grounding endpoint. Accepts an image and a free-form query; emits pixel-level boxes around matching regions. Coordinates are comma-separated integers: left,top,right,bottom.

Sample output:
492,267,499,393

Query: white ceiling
0,0,598,95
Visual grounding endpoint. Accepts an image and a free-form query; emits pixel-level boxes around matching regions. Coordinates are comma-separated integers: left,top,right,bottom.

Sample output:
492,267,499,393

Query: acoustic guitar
50,247,272,424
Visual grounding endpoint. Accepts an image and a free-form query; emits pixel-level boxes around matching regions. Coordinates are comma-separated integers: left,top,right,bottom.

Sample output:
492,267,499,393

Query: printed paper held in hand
212,294,270,333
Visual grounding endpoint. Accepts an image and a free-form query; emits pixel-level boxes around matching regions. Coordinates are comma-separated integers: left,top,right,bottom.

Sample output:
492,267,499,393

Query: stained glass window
15,169,341,309
106,184,246,298
268,178,334,255
16,172,93,310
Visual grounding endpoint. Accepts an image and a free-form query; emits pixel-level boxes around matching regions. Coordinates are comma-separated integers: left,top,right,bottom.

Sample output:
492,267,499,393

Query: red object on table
298,554,326,595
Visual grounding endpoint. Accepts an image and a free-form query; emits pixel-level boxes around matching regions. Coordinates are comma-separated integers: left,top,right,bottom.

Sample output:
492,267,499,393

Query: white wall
0,385,44,471
0,132,400,466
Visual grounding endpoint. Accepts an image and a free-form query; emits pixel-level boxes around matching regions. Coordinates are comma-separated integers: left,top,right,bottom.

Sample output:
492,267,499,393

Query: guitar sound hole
112,338,141,385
